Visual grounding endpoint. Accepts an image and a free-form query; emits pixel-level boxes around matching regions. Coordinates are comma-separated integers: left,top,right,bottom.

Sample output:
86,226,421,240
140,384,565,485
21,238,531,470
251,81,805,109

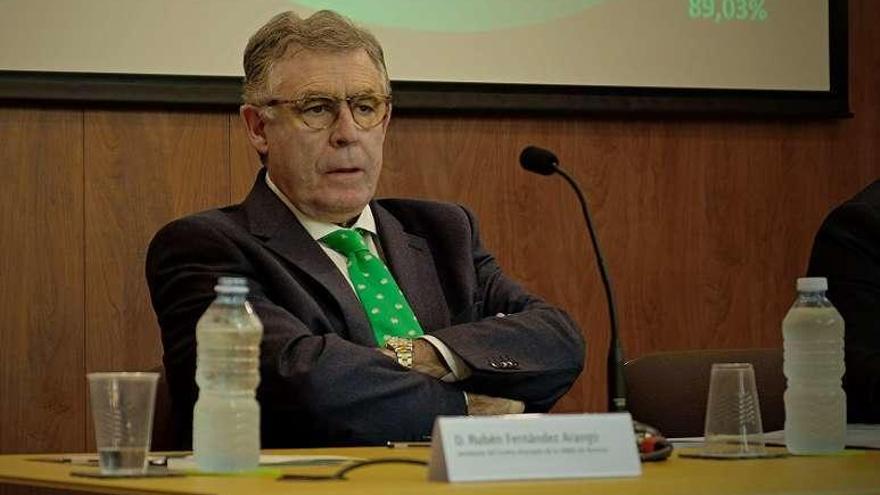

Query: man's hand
466,393,525,415
412,339,450,379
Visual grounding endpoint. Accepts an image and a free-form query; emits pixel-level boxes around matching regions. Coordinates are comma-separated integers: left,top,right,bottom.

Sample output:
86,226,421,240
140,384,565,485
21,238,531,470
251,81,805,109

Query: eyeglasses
263,93,392,130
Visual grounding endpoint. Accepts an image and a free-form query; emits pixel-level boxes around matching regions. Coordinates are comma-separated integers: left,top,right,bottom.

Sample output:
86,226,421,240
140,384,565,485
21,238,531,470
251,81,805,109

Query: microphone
519,146,558,175
519,146,673,462
518,146,627,413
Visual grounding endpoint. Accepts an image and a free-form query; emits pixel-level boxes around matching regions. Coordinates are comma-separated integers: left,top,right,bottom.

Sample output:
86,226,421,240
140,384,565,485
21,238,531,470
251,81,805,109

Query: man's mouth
326,167,363,176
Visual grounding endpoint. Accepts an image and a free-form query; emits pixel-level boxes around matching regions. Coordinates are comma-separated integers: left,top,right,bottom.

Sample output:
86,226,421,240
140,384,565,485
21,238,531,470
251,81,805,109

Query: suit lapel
241,172,375,345
373,202,451,332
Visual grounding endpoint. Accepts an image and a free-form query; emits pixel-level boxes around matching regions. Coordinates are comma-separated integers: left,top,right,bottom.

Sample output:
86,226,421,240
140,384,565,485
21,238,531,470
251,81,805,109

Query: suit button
495,355,517,369
488,359,500,369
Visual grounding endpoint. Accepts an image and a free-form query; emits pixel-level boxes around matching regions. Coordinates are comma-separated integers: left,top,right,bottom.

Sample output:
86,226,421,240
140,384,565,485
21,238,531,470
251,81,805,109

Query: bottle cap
215,276,249,294
796,277,827,292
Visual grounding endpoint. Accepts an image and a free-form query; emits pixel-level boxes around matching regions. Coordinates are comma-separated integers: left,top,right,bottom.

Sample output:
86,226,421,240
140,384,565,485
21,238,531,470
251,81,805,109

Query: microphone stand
552,166,626,413
519,146,672,461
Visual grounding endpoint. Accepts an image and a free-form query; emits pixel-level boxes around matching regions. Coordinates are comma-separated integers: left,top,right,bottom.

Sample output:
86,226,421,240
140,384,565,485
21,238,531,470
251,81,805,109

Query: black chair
624,348,785,438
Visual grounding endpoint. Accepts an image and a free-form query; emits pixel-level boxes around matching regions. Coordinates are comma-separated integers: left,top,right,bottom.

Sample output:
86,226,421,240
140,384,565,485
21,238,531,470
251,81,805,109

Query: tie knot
322,228,369,256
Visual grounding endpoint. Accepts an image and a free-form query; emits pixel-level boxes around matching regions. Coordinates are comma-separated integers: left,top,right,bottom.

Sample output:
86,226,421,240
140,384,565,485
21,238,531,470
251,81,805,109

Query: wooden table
1,447,878,495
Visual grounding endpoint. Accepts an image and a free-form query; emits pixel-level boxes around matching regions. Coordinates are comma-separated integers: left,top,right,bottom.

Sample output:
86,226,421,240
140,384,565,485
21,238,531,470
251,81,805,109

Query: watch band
385,336,414,369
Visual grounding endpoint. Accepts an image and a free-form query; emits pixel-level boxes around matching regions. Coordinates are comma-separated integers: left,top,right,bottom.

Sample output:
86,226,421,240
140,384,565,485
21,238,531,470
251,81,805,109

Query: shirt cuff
419,335,472,382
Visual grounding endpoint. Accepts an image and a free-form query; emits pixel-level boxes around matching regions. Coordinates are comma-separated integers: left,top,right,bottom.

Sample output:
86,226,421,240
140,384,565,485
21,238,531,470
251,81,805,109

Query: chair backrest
624,348,785,438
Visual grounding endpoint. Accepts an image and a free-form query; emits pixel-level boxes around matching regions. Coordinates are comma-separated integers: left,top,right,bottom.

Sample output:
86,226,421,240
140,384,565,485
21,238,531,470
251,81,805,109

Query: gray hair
242,10,390,104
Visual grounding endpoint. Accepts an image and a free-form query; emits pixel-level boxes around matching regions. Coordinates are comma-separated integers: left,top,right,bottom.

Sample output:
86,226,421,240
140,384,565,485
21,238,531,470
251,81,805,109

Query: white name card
428,413,641,482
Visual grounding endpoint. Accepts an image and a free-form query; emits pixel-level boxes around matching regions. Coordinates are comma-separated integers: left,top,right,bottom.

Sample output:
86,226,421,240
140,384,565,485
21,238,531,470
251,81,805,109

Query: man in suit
146,10,585,448
808,179,880,423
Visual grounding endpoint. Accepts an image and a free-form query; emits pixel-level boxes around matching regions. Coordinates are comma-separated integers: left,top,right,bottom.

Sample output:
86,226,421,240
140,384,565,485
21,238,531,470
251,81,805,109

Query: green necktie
321,228,424,344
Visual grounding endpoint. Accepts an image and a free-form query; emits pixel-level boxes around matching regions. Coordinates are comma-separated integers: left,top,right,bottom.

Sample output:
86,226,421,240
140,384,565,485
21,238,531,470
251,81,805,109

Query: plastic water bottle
782,277,846,454
193,277,263,472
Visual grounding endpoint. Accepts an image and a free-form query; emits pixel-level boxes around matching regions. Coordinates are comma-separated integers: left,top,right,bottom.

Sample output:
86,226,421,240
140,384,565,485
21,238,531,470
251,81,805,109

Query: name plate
428,413,641,482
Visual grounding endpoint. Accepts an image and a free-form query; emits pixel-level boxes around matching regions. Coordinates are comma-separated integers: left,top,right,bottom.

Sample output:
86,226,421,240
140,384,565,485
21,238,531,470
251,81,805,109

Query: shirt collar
265,171,377,241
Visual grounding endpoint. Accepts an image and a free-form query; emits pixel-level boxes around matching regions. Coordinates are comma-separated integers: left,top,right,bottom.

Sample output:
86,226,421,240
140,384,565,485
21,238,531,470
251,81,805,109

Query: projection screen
0,0,849,116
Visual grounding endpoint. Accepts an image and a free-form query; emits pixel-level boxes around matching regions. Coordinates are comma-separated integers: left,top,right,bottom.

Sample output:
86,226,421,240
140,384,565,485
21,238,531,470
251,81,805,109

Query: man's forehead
268,47,385,97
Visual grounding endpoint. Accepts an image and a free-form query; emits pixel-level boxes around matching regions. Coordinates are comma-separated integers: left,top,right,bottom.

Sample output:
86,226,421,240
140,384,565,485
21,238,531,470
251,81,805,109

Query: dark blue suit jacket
146,170,585,447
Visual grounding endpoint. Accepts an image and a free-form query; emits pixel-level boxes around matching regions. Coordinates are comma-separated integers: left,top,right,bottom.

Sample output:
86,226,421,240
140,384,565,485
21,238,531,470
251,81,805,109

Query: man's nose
329,104,359,147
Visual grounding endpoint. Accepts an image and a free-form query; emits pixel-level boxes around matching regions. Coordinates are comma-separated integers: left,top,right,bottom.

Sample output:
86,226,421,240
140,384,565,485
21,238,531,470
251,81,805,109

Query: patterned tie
321,228,424,344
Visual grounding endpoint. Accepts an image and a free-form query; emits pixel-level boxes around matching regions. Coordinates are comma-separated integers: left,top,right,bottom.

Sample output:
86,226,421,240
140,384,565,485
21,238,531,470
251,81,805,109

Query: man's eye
300,101,334,115
352,100,379,114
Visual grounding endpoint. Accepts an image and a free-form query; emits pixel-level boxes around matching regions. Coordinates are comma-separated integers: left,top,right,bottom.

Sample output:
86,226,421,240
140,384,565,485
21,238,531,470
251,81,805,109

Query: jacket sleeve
426,205,586,412
146,215,466,448
808,199,880,423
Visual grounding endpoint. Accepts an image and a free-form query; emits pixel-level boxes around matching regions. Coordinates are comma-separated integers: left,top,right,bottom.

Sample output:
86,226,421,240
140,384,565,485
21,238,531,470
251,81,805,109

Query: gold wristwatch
384,336,414,369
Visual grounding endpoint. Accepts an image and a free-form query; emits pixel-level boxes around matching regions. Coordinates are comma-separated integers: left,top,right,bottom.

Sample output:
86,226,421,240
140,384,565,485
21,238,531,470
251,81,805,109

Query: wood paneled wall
0,110,84,454
1,0,878,455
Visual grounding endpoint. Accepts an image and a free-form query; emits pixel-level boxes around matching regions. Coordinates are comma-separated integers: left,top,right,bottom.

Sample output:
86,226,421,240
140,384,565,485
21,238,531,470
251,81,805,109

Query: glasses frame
262,94,392,131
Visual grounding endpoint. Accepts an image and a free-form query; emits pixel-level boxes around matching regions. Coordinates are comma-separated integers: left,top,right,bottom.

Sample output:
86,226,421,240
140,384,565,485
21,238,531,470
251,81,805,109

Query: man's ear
240,104,270,155
380,103,392,134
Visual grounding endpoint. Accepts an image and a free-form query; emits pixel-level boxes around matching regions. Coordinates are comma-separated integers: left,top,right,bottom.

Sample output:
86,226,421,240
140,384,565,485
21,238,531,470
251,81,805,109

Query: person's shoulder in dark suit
807,179,880,423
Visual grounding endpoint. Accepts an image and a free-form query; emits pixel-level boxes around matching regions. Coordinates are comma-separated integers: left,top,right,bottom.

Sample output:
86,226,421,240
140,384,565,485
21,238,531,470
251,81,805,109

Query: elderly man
146,10,585,448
